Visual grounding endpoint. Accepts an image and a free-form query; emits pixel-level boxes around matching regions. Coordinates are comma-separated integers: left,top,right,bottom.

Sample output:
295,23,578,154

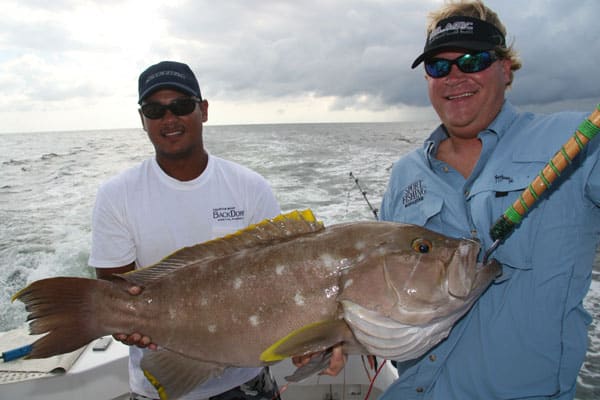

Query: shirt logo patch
213,207,245,222
495,174,513,184
402,180,426,207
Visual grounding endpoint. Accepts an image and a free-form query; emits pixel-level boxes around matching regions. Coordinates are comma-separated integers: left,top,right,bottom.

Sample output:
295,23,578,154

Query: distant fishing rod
349,172,379,220
483,104,600,263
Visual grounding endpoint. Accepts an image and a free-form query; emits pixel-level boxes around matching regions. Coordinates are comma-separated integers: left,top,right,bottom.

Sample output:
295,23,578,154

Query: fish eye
411,238,432,254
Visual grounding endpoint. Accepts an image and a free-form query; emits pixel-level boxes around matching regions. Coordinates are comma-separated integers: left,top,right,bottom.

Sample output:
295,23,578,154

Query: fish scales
13,209,500,400
131,222,393,365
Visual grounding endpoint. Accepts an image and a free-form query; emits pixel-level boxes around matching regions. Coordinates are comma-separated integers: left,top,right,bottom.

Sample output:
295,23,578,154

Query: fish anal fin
260,319,349,363
141,349,224,400
121,209,324,288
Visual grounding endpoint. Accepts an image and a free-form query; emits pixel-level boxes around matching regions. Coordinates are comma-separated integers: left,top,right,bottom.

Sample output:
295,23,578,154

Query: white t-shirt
89,154,280,399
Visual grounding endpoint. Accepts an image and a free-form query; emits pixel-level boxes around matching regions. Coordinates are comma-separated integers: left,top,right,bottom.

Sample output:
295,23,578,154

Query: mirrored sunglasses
424,51,498,78
140,98,200,119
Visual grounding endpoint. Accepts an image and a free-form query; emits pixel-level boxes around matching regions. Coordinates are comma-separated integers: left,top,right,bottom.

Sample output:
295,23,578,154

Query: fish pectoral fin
260,319,350,363
141,349,224,400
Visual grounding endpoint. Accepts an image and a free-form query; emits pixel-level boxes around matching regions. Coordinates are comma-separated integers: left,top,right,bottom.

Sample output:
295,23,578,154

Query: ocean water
1,123,598,398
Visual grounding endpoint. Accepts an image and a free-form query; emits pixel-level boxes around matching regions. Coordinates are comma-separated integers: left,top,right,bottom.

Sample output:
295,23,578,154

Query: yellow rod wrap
507,107,600,218
489,104,600,244
591,104,600,129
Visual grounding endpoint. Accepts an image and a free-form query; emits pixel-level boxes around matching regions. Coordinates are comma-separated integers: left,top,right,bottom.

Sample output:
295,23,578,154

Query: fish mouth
341,300,459,361
447,239,482,299
448,245,501,301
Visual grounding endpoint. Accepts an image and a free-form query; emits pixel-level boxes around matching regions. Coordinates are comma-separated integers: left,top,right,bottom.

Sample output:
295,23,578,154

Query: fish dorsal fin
119,209,324,287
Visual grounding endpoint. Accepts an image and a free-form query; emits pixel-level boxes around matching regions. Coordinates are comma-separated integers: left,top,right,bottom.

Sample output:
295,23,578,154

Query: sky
1,0,598,134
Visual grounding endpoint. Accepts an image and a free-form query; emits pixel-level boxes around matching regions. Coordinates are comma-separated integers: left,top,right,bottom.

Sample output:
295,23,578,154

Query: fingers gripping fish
13,209,500,399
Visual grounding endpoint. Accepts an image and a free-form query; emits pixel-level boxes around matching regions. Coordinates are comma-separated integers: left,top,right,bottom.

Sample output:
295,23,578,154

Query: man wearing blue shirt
379,1,600,399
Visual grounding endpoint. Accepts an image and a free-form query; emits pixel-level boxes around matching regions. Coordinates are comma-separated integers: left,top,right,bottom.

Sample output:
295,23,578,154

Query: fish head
339,222,501,326
338,222,501,360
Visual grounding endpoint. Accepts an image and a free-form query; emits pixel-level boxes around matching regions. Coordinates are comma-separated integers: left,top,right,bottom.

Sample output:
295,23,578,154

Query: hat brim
411,41,495,69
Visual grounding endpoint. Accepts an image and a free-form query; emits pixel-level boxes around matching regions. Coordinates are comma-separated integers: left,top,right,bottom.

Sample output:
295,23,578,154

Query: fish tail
12,277,112,358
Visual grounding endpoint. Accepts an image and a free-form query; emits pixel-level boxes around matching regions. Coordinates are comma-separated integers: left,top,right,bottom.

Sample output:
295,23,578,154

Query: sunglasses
140,98,201,119
424,51,498,78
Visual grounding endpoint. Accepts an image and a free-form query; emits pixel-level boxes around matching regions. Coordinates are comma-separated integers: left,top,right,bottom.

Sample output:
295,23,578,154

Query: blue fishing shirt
379,101,600,399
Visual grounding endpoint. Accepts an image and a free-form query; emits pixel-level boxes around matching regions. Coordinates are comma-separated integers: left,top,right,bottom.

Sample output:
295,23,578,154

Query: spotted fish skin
13,209,500,399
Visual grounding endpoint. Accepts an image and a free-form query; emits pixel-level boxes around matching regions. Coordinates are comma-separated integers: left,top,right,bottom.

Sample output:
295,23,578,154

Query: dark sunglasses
424,51,498,78
140,98,201,119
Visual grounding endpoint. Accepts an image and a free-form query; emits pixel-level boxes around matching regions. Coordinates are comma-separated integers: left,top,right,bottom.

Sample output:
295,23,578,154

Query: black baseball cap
138,61,202,104
412,16,506,68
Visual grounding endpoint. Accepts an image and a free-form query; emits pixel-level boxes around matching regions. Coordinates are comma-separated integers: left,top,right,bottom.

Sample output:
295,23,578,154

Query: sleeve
379,186,393,222
88,182,137,268
380,162,402,222
585,142,600,206
248,176,281,223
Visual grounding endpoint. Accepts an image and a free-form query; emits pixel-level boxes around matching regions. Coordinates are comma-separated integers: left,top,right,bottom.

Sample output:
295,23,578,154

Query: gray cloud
497,0,600,106
1,0,598,124
154,0,598,111
157,0,432,108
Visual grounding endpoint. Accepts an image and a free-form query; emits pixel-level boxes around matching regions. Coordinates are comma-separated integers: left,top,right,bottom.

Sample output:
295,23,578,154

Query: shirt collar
487,100,518,140
423,125,447,168
422,100,518,165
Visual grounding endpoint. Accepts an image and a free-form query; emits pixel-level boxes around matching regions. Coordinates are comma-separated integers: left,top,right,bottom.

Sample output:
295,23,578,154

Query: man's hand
113,332,157,350
112,284,158,350
292,344,347,376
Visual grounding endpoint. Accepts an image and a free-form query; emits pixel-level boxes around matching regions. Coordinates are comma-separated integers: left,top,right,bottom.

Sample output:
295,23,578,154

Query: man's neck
436,136,482,179
156,150,209,181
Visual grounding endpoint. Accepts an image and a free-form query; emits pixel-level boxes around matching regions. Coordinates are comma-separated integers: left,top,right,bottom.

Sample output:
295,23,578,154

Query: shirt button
429,354,437,362
416,387,424,393
464,190,470,197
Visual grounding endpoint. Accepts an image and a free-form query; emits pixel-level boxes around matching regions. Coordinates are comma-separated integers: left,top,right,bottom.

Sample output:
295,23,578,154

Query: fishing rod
349,172,379,220
482,104,600,263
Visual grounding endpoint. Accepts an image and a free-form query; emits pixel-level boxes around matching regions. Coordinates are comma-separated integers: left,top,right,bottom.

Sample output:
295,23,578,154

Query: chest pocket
476,160,549,272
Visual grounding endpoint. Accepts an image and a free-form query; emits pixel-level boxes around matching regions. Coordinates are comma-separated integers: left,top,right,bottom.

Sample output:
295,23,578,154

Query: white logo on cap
145,70,187,84
429,21,474,43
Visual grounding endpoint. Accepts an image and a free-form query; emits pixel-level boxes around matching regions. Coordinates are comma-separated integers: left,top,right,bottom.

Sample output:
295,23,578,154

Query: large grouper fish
13,209,500,399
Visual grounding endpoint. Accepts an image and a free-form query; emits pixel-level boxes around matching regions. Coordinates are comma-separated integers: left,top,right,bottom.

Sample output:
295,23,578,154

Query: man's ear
200,100,209,123
138,109,148,132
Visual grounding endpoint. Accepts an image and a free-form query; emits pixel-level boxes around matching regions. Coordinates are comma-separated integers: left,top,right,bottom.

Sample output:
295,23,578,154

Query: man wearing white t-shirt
89,61,281,400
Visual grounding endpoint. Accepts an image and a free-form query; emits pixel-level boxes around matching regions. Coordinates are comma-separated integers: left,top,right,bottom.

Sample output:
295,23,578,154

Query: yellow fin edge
201,208,322,246
237,209,319,237
260,320,331,363
124,209,321,277
143,369,169,400
11,287,25,302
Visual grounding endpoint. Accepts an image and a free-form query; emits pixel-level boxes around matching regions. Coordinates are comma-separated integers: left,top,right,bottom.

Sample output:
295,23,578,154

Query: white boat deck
1,329,397,400
1,335,130,399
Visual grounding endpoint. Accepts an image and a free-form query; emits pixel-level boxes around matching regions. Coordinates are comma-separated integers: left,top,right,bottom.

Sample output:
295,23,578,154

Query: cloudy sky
1,0,598,134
